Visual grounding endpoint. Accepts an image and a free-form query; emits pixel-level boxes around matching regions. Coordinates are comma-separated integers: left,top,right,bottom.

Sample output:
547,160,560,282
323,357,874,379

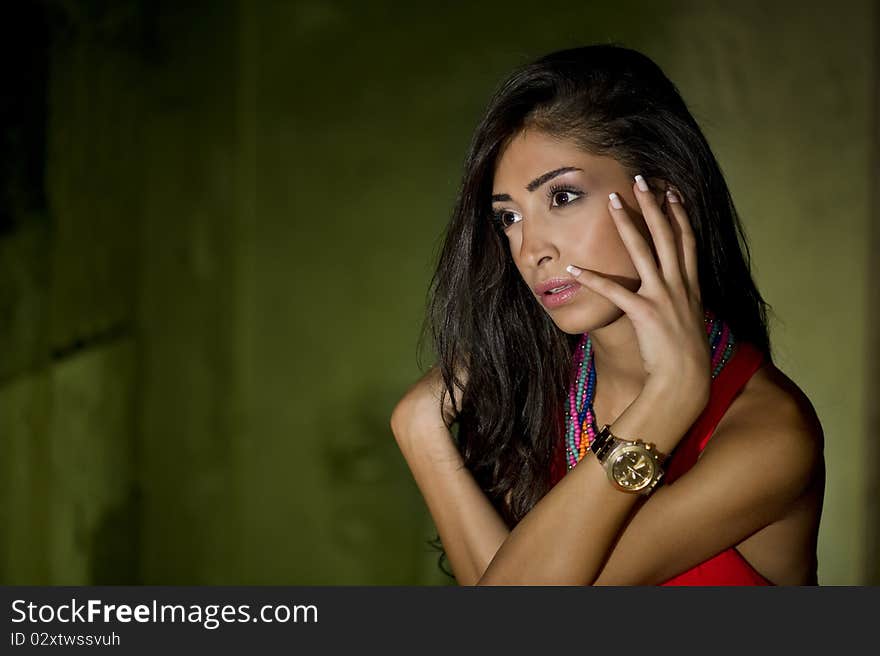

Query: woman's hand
565,176,711,423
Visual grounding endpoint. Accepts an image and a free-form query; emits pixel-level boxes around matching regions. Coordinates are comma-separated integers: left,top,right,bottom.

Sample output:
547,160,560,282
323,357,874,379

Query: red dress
548,340,772,586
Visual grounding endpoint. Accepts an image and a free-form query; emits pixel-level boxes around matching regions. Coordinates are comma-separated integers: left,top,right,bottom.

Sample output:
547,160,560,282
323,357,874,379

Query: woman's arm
475,375,701,585
475,375,820,585
390,366,510,585
391,362,820,587
590,382,823,585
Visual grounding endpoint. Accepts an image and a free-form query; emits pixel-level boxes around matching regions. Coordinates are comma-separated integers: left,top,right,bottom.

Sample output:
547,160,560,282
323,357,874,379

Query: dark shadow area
0,2,48,236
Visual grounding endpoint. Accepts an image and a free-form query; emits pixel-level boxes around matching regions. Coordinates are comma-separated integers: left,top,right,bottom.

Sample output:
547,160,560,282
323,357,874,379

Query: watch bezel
591,424,667,495
607,443,660,492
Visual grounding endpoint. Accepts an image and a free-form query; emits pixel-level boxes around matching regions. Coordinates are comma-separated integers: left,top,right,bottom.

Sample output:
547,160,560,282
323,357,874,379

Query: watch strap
591,424,620,462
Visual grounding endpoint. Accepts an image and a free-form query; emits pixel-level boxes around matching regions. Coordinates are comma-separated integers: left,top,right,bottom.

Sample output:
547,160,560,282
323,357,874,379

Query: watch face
610,446,657,491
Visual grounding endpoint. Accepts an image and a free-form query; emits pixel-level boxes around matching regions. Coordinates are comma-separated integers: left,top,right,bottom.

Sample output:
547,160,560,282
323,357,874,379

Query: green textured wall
0,0,874,585
662,1,875,585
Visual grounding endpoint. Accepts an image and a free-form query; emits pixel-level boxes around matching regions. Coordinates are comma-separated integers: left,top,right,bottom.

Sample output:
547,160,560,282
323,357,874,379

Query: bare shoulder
706,358,825,485
700,359,825,584
715,360,824,444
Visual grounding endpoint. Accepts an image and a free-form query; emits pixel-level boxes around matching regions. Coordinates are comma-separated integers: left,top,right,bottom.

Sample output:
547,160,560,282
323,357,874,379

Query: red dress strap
660,340,771,585
663,341,766,485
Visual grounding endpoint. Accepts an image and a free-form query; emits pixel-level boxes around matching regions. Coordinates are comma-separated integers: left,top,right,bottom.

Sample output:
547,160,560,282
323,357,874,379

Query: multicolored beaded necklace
564,309,736,471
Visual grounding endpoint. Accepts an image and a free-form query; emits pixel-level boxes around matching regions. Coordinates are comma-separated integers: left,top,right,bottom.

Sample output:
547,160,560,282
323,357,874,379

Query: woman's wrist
613,378,708,455
645,368,709,414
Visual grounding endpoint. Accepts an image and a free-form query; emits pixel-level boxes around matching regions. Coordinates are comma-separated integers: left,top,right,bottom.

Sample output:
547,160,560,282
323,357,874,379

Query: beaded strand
564,309,736,471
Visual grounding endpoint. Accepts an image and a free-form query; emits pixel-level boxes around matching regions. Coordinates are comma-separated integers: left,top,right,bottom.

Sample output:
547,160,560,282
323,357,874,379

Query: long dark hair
417,43,772,580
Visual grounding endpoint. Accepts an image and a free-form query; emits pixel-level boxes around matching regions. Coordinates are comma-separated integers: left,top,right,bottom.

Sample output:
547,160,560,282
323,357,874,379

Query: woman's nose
518,214,557,268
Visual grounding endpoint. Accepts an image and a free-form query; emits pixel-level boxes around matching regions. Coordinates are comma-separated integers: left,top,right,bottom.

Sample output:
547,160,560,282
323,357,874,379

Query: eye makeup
490,183,586,230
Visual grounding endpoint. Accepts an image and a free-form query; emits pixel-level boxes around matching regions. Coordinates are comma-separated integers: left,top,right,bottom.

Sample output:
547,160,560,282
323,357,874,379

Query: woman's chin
548,304,623,335
549,312,594,336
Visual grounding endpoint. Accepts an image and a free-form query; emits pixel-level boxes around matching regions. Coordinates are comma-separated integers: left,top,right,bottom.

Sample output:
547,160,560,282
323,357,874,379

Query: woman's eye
492,209,522,230
550,189,582,207
491,186,583,231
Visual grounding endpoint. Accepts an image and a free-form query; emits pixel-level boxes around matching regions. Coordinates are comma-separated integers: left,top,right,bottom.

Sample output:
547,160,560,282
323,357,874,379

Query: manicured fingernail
666,188,680,203
609,192,623,209
634,174,649,192
566,264,582,276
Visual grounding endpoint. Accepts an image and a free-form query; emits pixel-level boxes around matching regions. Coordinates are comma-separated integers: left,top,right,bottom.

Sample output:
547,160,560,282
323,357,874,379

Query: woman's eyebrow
491,166,583,202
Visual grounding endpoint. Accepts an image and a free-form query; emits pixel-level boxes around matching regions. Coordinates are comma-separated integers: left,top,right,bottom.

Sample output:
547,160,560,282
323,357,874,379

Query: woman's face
491,128,667,335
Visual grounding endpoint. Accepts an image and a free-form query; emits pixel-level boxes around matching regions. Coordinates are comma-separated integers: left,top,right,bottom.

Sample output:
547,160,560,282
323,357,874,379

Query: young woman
390,44,825,586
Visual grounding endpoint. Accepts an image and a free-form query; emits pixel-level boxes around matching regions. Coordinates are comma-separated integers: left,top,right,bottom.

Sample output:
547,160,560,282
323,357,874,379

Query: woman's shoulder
707,357,825,479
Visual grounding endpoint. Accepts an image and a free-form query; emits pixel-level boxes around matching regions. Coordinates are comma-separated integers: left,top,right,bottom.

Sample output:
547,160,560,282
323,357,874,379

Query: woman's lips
539,283,580,308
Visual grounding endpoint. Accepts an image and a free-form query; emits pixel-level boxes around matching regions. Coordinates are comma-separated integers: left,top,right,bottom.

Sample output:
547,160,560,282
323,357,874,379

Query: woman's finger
665,187,700,302
633,175,687,295
607,192,662,290
664,192,691,298
565,264,647,318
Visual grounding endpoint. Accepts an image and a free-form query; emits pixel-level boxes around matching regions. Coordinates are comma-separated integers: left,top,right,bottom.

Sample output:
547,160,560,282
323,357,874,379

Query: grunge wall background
0,0,874,585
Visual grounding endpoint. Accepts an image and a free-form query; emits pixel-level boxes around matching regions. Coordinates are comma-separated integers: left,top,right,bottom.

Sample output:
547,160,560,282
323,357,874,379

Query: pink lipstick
533,276,581,309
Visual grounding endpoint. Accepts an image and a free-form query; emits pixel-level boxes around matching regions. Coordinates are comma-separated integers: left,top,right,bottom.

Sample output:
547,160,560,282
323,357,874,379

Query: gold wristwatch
590,424,667,495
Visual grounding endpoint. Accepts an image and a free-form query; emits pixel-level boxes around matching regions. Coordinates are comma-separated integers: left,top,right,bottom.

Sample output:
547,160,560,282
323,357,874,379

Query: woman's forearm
476,379,704,585
391,400,511,585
